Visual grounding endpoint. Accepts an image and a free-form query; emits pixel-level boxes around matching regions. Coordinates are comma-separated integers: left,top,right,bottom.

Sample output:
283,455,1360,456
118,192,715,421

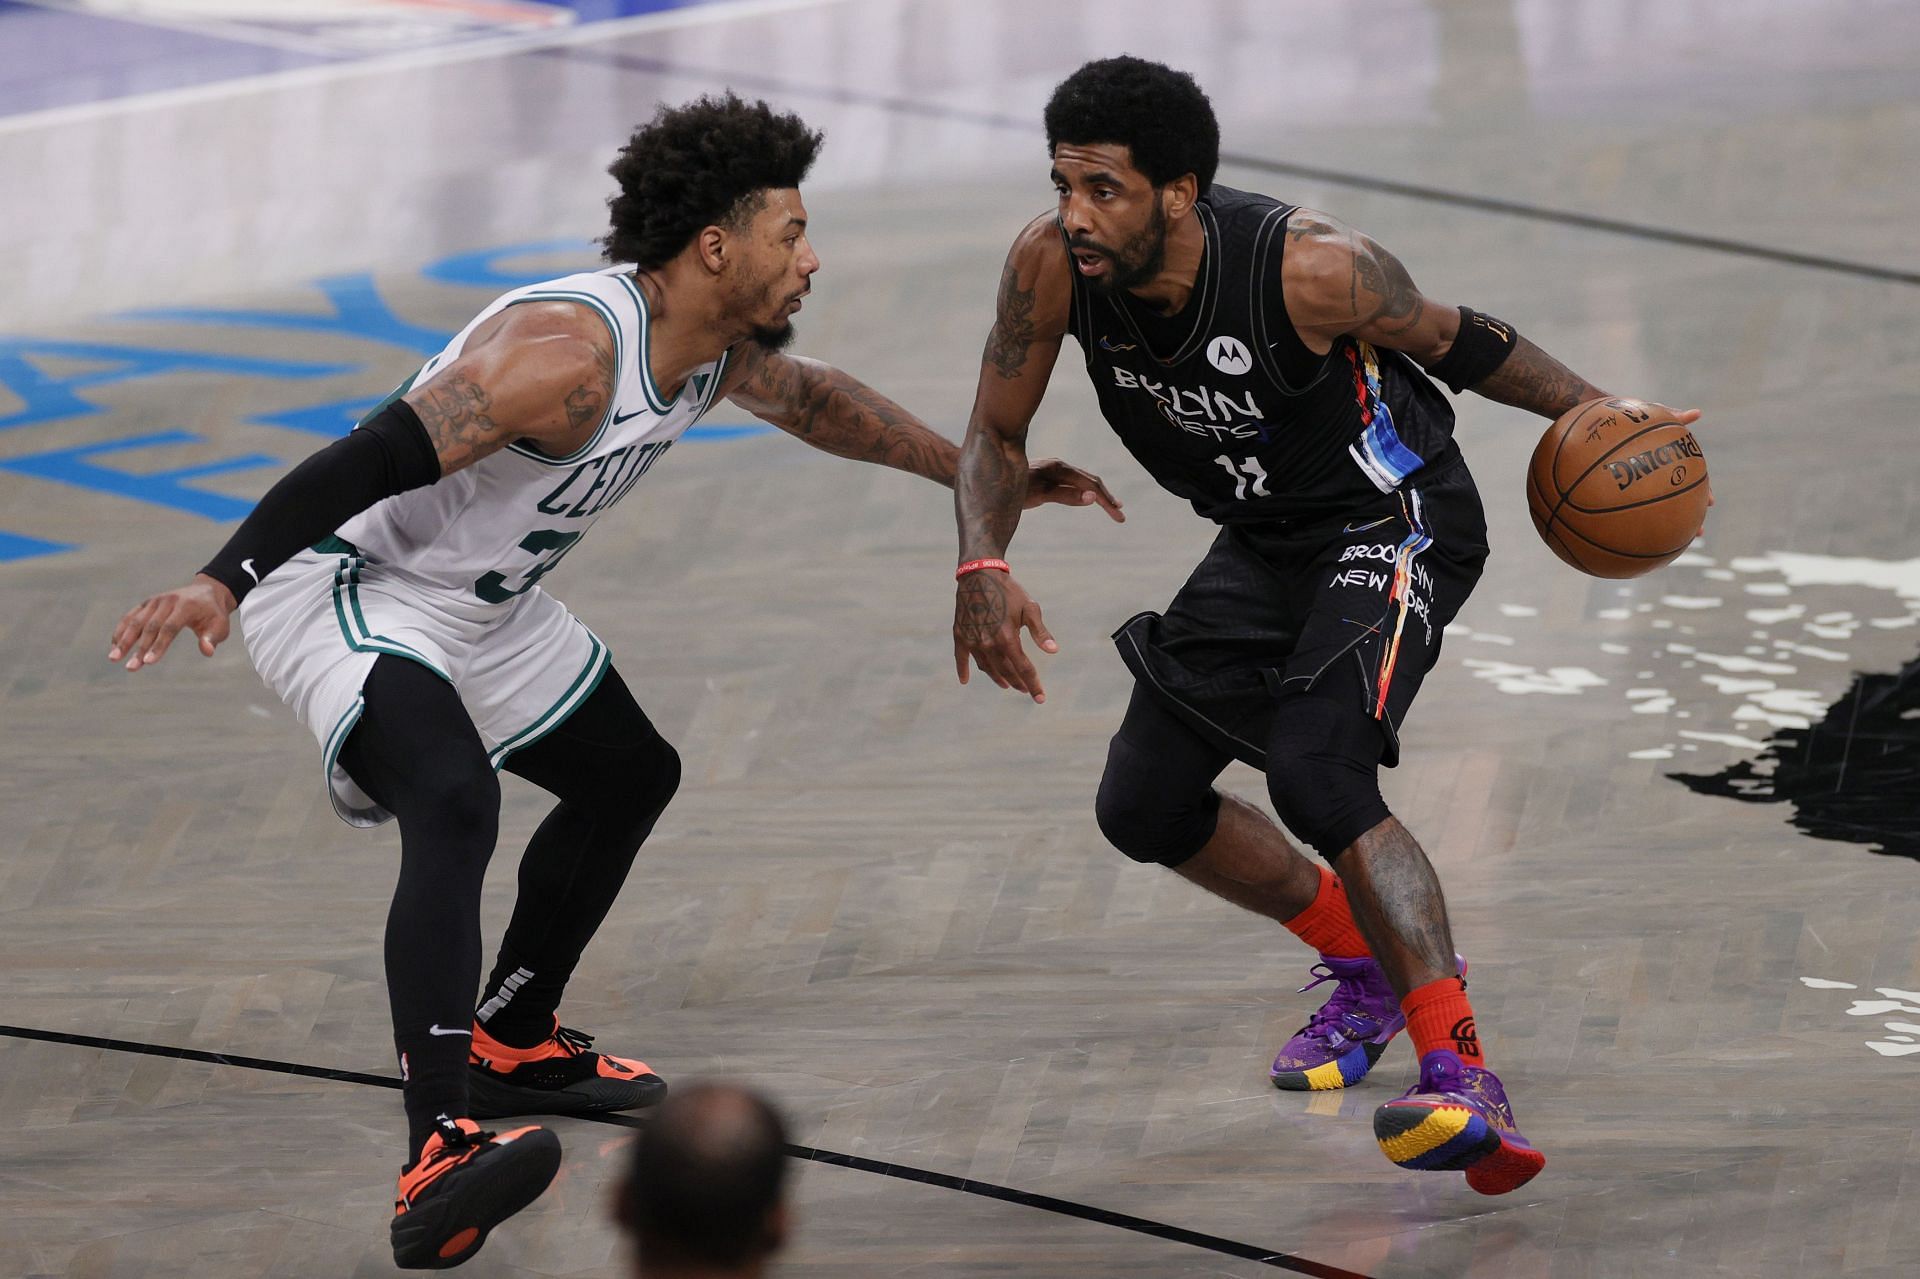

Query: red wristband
955,557,1010,580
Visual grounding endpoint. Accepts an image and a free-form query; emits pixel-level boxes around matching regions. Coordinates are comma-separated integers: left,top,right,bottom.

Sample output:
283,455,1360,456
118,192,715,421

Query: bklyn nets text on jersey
1109,367,1273,442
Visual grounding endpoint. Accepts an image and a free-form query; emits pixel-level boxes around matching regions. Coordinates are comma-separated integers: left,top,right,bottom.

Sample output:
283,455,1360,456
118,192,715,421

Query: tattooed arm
105,300,616,671
1279,210,1708,532
402,300,617,470
721,342,962,483
1281,210,1608,418
718,310,1122,514
952,216,1081,703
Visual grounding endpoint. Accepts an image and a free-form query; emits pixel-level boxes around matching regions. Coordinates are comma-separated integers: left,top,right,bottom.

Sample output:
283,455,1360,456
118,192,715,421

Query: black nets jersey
1063,184,1462,525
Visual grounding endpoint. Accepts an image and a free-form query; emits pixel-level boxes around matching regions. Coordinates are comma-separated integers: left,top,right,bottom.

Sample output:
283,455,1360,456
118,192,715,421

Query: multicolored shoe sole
1372,1099,1545,1195
1270,1038,1389,1092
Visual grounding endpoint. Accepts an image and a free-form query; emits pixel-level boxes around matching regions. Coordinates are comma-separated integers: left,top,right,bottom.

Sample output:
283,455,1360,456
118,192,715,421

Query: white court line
0,0,855,136
15,1,419,58
18,0,580,57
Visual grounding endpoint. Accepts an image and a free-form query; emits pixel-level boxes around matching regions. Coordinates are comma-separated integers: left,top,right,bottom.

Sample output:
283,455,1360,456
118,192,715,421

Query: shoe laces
411,1120,496,1182
433,1118,495,1152
553,1025,596,1056
1292,964,1385,1044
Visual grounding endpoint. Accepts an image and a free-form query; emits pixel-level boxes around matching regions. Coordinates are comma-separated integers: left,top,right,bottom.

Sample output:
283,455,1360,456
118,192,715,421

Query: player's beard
749,318,798,351
742,274,802,351
1074,195,1168,295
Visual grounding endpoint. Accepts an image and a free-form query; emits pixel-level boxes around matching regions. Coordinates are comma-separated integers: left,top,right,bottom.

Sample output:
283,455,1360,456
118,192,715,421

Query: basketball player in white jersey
106,94,1120,1269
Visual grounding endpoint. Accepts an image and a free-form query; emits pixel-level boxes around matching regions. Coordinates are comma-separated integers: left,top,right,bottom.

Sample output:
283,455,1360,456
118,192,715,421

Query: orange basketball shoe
391,1116,560,1270
468,1017,668,1119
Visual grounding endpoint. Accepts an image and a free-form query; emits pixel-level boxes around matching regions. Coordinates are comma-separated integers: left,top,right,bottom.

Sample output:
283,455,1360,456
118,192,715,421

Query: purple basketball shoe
1268,955,1405,1091
1372,1048,1546,1195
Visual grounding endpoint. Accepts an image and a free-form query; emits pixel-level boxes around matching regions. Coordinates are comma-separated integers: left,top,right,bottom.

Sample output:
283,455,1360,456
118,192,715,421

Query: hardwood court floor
3,2,1919,1275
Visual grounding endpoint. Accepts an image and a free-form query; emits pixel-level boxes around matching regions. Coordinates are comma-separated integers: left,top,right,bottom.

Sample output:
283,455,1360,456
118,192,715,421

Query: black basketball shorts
1113,458,1489,769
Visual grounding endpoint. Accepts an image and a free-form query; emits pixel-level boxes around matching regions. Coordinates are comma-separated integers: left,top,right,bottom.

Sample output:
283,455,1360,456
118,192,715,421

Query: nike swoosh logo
241,558,260,583
1343,517,1393,534
611,408,647,424
427,1025,471,1037
1097,336,1137,352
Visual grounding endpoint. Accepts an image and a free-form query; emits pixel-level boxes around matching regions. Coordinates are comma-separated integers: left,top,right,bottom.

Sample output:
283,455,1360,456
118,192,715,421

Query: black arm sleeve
199,399,442,604
1426,306,1518,394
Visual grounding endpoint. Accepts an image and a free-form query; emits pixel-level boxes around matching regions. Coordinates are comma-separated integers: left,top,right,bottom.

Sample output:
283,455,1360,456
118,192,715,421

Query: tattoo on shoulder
1285,213,1336,242
563,338,616,432
1351,234,1424,335
410,373,498,469
983,260,1037,380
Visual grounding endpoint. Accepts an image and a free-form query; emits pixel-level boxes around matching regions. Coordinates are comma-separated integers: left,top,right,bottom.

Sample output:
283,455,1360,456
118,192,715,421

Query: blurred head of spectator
617,1083,791,1277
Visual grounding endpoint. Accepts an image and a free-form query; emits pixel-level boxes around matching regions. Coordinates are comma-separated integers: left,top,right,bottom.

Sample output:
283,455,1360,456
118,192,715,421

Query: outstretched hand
1023,458,1124,522
108,574,237,671
953,570,1055,703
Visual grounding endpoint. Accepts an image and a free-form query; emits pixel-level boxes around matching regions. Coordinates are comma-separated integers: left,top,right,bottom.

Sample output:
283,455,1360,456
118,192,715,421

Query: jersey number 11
1213,454,1271,500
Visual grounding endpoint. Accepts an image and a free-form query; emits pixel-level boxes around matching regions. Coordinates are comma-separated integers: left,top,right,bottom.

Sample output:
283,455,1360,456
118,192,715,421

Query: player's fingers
123,604,174,670
1071,470,1123,521
1673,407,1703,424
969,633,1018,692
997,632,1044,702
194,610,231,657
1023,600,1058,655
108,601,152,661
139,615,188,666
953,636,973,684
974,641,1017,691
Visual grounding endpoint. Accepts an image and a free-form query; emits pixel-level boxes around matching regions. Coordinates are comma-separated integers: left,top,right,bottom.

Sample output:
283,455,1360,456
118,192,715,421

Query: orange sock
1403,976,1483,1064
1281,865,1371,959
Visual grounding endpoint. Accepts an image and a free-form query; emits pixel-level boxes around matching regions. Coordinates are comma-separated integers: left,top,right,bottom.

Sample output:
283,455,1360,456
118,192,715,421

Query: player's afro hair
604,93,823,269
1044,56,1219,194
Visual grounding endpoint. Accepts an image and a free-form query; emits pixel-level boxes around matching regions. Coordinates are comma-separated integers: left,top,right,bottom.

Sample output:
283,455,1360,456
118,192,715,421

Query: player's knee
563,728,681,855
621,731,681,826
1095,735,1220,868
1264,695,1390,860
413,762,502,850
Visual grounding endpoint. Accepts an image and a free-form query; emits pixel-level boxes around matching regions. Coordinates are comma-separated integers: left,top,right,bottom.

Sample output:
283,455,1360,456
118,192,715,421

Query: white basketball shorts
237,541,610,828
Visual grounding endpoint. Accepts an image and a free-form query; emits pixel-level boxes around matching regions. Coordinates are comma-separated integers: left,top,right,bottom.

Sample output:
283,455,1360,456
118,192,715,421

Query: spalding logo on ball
1526,397,1710,578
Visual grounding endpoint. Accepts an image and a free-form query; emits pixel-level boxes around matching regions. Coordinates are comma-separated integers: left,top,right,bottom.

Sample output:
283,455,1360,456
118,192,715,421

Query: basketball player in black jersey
951,57,1704,1195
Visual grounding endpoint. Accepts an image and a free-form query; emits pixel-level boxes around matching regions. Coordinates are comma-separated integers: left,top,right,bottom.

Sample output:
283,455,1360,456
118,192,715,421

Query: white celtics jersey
336,268,730,601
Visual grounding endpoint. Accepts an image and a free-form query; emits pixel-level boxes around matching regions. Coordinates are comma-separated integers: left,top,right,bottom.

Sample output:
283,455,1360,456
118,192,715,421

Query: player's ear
696,224,728,275
1163,173,1200,220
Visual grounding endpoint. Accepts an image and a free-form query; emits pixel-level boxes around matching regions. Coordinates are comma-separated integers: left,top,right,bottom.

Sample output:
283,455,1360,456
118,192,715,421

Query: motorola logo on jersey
1206,335,1253,376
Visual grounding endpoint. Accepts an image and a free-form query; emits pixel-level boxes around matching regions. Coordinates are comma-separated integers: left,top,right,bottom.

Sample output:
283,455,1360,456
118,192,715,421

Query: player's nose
1061,197,1094,236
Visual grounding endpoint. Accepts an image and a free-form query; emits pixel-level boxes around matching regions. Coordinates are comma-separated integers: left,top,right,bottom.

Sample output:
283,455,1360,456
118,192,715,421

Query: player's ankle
475,1014,556,1051
1281,865,1372,958
1401,975,1483,1065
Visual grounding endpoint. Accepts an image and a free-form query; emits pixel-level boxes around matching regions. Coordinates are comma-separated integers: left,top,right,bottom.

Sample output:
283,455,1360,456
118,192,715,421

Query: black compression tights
337,655,680,1159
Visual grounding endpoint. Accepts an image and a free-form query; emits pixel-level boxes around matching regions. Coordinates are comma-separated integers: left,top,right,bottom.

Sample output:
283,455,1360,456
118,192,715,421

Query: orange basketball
1525,397,1708,578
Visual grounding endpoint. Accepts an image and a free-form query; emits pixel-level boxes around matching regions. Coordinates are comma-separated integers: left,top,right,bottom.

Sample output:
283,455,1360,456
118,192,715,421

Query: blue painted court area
0,239,772,562
0,0,723,118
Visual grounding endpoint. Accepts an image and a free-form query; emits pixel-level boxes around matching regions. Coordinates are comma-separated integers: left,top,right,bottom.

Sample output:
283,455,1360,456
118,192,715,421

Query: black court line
0,1023,1372,1279
537,46,1920,289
